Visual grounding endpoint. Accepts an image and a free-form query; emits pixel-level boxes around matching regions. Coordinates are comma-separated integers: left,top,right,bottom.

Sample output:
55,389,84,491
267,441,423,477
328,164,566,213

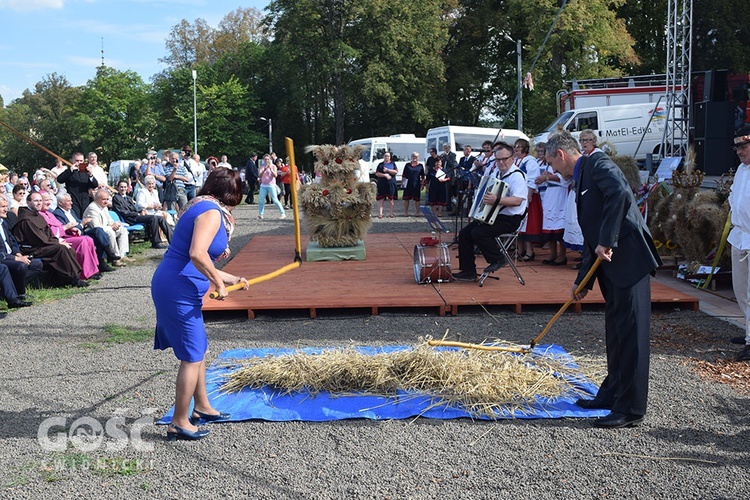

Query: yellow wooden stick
208,261,301,299
701,210,732,289
529,256,602,348
285,137,302,261
427,338,530,353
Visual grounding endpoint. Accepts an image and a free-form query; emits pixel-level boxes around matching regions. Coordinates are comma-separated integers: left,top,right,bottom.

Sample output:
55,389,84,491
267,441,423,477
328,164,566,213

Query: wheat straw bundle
220,339,600,418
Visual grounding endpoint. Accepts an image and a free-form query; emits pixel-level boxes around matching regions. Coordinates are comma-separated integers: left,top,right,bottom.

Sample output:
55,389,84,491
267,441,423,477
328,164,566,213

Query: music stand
420,205,451,241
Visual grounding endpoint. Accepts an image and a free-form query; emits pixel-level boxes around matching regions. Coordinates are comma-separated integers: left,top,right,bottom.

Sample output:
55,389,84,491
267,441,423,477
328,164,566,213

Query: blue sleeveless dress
152,201,227,362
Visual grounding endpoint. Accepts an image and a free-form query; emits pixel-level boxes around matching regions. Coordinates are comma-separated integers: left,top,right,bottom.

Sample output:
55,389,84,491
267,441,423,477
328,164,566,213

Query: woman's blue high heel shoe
166,424,210,441
190,409,232,425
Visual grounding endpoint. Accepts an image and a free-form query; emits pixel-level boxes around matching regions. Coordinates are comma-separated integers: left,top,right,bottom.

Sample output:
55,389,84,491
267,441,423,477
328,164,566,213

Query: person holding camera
55,152,98,219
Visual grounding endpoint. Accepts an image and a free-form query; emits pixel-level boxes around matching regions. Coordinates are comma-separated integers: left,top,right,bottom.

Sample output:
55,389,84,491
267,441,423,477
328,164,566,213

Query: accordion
468,175,509,225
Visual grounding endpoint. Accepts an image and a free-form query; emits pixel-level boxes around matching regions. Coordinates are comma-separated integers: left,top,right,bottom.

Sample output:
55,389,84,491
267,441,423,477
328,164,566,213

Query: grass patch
23,284,83,306
103,324,153,344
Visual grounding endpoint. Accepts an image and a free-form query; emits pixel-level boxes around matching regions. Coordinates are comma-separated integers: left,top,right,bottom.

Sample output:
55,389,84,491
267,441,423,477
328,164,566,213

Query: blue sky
0,0,269,105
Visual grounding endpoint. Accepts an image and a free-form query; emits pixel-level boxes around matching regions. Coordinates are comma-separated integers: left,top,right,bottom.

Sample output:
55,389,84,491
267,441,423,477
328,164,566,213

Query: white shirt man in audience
83,188,131,262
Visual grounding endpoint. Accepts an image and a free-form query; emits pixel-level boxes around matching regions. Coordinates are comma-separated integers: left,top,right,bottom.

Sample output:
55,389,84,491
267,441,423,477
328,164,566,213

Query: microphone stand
447,166,474,246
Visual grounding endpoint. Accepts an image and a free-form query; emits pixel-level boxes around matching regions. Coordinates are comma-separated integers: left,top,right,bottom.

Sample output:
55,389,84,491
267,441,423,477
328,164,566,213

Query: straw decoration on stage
298,144,375,247
220,338,604,419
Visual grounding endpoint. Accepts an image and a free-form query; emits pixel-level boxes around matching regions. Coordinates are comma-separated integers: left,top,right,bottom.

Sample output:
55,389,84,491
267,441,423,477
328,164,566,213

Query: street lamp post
260,117,273,153
192,70,197,154
516,38,522,131
503,34,522,131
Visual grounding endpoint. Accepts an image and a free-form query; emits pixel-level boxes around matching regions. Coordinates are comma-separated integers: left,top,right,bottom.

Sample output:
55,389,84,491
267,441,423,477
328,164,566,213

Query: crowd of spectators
0,146,232,315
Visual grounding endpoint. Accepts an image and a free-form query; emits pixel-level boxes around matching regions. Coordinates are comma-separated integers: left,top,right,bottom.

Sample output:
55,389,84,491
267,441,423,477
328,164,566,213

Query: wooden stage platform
203,233,699,318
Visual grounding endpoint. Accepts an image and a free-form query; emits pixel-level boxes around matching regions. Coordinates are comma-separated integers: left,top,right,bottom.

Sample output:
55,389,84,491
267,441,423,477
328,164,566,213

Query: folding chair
477,222,526,287
109,210,146,242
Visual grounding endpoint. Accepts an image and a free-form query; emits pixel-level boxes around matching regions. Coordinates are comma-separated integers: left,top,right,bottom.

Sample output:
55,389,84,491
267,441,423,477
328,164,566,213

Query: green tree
505,0,639,134
692,0,750,73
0,73,83,171
78,66,152,164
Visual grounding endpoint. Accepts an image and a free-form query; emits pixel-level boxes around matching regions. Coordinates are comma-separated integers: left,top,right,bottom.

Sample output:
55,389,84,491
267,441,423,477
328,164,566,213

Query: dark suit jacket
245,158,258,179
575,152,662,289
0,219,22,259
111,193,139,224
458,154,476,172
52,207,83,231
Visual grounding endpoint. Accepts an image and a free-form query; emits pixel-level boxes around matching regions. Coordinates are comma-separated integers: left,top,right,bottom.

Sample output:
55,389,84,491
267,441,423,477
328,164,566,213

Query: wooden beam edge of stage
203,233,700,319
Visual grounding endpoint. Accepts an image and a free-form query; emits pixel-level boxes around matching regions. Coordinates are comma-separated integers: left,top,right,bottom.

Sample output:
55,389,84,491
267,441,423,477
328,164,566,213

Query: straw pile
220,339,600,418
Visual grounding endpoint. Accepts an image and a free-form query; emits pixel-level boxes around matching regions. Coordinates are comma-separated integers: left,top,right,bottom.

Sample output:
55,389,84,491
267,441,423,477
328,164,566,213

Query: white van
347,134,426,183
108,160,137,185
425,126,530,163
533,103,669,159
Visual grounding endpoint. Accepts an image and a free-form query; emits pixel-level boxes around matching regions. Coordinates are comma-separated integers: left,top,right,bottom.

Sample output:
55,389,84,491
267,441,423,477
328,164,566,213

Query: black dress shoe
484,260,508,273
737,345,750,362
89,273,102,280
0,311,6,319
575,398,612,410
151,242,168,249
99,262,116,272
8,299,32,308
453,270,477,281
592,412,645,428
72,279,90,288
731,336,746,345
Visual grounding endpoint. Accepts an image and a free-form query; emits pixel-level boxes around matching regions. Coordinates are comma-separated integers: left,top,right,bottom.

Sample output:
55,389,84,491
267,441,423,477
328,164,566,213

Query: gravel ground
1,201,749,499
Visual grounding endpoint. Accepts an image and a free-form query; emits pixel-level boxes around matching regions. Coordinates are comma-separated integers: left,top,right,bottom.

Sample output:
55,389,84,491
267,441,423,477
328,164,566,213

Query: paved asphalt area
1,201,748,499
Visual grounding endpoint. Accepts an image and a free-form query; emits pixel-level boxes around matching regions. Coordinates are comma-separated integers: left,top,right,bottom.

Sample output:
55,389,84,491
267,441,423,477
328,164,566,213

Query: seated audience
39,192,100,280
9,184,27,215
112,180,172,249
11,192,88,288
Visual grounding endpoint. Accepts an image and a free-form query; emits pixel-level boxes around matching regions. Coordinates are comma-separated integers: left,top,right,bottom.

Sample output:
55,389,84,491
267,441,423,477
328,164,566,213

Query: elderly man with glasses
454,142,528,281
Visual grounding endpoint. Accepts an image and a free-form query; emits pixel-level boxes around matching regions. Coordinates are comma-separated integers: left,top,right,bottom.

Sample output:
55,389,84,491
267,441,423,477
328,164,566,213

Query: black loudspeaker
694,138,739,176
693,101,734,140
702,69,729,102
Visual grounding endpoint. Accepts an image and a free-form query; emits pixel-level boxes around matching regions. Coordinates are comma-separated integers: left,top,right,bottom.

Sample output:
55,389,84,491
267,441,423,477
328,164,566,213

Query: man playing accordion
454,142,528,281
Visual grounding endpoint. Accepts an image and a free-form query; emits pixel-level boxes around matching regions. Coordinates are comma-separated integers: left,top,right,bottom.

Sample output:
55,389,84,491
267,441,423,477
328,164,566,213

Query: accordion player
468,176,509,225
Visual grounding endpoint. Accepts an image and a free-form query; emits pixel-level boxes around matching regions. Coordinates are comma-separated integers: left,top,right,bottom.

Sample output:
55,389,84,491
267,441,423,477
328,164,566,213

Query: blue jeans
258,184,285,216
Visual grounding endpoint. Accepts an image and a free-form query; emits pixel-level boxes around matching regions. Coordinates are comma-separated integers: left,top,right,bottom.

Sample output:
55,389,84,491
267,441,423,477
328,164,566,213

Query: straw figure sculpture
298,145,376,247
646,169,729,266
221,338,604,419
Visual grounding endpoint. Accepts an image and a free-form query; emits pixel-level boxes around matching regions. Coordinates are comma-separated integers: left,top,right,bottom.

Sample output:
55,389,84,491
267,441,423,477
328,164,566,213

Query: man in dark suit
455,145,477,217
111,181,172,249
545,130,661,429
245,153,259,204
0,196,40,306
55,152,98,218
441,144,458,213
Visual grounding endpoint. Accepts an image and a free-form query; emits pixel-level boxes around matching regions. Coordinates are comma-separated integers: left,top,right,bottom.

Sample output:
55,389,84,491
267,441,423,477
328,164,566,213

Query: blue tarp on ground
158,344,608,423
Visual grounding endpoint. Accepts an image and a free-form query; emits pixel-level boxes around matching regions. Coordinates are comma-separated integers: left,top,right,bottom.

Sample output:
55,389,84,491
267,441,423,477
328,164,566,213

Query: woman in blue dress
401,152,425,217
374,151,398,218
152,167,248,441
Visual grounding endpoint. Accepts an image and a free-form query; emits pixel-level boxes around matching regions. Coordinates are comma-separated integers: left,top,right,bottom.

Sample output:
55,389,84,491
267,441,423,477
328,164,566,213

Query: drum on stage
413,243,453,284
